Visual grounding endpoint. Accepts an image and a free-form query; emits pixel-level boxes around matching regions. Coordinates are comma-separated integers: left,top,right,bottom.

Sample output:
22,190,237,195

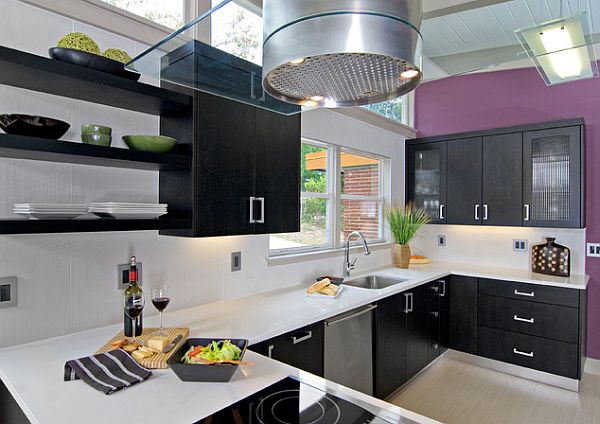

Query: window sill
267,242,392,267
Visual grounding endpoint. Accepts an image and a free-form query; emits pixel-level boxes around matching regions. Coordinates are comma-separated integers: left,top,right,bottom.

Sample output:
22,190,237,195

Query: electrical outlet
513,239,528,252
587,243,600,258
117,263,142,290
0,277,17,308
438,235,446,247
231,252,242,272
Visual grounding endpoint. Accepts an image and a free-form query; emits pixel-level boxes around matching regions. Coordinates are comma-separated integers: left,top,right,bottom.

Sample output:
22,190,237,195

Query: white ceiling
422,0,600,76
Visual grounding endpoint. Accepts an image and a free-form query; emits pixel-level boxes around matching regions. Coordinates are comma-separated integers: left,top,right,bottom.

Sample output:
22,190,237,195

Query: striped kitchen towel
64,349,152,395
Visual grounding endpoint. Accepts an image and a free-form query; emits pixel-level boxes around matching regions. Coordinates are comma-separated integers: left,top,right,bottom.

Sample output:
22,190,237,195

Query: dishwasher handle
325,304,377,326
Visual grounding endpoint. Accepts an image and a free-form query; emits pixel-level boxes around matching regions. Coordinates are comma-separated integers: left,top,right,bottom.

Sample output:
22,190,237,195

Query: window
270,141,387,256
363,97,404,123
98,0,185,29
211,0,263,65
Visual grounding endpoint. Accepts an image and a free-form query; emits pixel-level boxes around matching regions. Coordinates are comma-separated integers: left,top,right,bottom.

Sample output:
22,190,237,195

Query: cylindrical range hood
262,0,424,108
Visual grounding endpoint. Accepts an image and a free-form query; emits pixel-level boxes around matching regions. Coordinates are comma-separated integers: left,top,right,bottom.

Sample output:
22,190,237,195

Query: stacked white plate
88,203,168,219
13,203,88,220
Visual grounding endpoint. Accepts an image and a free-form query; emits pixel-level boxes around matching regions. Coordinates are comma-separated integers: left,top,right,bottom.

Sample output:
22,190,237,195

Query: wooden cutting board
96,327,189,369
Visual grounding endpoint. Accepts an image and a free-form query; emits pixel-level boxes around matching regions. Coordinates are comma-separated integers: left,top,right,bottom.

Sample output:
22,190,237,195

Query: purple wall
415,66,600,359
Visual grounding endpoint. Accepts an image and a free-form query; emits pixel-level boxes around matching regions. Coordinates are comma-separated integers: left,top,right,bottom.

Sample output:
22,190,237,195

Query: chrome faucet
344,231,371,277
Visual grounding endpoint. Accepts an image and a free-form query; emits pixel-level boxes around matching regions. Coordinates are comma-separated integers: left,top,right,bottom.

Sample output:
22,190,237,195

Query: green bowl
82,132,112,146
82,124,112,135
122,135,177,154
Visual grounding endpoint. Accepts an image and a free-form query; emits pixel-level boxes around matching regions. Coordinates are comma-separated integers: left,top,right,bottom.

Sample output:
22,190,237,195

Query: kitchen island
0,262,588,423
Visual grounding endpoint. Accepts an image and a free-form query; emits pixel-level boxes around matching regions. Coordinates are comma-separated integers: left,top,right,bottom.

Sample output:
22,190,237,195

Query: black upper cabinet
374,293,408,399
446,138,482,225
406,119,584,229
482,133,523,226
406,142,447,224
160,91,301,237
523,126,584,228
254,108,301,234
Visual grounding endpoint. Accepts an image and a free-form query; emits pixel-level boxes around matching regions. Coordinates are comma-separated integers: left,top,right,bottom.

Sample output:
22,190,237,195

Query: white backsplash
0,0,403,348
410,225,586,274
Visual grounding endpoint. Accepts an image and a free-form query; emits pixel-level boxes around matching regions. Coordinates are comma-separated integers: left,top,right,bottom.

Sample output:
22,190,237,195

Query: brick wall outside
342,166,380,240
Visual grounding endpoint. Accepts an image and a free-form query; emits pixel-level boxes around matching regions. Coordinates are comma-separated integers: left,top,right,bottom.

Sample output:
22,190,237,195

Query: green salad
181,340,242,364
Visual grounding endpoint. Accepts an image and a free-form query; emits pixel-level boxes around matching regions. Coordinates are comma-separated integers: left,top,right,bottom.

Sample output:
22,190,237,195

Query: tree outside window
100,0,185,29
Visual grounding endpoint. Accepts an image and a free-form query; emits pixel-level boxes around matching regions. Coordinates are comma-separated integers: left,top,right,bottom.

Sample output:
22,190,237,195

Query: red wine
152,297,170,312
125,304,144,320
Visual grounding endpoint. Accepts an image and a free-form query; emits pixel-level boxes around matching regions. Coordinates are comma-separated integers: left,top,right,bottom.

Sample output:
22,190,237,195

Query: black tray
49,47,141,81
167,338,249,382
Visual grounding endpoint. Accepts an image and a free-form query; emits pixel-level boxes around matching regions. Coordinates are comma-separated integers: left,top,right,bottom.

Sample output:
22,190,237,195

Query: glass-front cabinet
523,126,583,228
406,143,447,224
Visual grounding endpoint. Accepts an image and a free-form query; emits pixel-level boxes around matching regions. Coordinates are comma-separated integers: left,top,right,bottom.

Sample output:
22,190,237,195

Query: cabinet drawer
478,295,579,343
478,326,579,379
478,278,579,308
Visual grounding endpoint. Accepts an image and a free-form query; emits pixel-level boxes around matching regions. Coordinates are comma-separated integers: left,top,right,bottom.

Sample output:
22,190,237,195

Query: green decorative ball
103,48,132,64
57,32,101,55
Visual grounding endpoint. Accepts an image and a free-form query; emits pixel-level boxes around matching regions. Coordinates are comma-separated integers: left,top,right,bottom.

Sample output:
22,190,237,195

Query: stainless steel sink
342,275,409,290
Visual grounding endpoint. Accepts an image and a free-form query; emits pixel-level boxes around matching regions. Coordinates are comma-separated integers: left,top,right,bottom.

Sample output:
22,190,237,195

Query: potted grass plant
385,203,430,269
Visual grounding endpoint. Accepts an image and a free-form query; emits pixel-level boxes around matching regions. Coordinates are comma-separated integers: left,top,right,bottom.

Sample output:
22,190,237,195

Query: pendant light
261,0,424,107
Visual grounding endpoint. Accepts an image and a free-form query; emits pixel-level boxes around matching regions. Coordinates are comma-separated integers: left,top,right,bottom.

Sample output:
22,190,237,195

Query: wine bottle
124,256,143,337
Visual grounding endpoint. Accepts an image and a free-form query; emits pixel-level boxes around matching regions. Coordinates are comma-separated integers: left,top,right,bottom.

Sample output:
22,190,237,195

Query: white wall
0,0,404,348
411,225,586,274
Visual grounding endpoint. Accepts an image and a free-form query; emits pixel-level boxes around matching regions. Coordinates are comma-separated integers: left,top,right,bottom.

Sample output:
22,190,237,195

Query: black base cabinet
250,322,324,377
448,276,478,355
373,293,408,399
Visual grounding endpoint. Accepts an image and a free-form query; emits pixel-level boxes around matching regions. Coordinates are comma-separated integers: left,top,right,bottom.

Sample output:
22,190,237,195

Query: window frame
269,139,389,258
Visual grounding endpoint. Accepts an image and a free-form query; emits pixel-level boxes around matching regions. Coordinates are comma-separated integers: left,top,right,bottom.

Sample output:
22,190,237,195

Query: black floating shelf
0,134,190,170
0,46,192,115
0,217,190,235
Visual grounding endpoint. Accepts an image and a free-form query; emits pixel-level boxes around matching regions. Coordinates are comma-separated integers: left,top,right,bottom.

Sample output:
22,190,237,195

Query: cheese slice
147,336,170,352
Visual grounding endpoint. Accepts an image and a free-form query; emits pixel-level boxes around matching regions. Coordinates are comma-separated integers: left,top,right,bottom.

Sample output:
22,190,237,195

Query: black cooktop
195,377,400,424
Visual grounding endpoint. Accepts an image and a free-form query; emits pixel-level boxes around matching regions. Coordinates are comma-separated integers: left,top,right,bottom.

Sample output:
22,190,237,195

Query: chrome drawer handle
513,315,535,324
513,348,534,358
290,331,312,345
267,344,274,358
514,289,535,297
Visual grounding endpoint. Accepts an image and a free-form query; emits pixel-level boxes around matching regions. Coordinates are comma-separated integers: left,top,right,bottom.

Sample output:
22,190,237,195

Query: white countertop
0,262,588,424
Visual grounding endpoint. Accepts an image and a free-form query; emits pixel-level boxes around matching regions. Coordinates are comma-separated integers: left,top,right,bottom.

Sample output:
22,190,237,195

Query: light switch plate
117,263,142,290
587,243,600,258
231,252,242,272
438,235,446,247
513,239,528,252
0,277,17,308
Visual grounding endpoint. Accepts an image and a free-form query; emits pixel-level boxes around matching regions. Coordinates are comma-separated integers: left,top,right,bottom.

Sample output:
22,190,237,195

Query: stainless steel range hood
262,0,424,107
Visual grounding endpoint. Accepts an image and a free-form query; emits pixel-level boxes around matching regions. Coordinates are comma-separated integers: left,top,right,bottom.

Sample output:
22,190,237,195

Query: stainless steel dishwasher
324,304,377,395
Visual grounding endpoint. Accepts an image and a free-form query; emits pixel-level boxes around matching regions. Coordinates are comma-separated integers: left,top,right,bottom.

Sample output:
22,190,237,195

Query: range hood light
400,69,421,80
515,13,598,85
263,0,424,107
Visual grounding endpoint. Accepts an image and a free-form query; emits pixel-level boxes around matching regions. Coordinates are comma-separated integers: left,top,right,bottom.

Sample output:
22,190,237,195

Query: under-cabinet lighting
515,13,598,85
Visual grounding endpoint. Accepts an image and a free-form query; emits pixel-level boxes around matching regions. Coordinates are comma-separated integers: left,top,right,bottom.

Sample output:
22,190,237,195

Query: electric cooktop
195,377,420,424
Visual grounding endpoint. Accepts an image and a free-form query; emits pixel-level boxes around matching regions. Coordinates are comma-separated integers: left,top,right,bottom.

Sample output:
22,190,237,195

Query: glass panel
302,144,327,194
211,0,262,65
270,198,329,250
531,135,570,221
99,0,184,29
340,200,382,243
127,1,300,115
340,153,380,196
362,97,404,123
413,149,441,220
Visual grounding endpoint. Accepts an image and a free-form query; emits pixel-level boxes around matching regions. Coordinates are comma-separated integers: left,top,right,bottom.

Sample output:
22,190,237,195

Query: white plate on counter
306,284,344,300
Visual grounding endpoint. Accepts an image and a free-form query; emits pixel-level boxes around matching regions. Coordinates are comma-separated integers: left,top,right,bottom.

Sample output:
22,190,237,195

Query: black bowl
0,114,70,139
49,47,141,81
167,338,249,383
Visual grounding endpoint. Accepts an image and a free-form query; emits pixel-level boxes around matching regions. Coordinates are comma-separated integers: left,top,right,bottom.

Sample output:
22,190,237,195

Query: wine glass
151,286,171,336
124,293,145,343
